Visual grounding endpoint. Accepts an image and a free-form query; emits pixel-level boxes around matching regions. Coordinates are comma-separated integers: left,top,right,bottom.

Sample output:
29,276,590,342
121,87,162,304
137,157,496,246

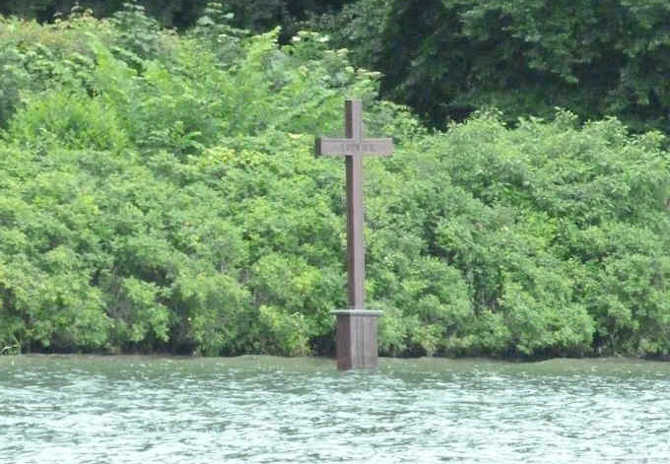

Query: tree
375,0,670,131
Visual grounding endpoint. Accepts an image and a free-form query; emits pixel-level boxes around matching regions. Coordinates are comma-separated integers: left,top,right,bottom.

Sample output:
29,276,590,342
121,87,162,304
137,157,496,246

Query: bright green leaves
0,145,111,352
258,305,311,356
111,277,169,344
1,6,670,359
174,271,251,356
428,114,669,356
108,1,163,64
7,92,128,152
363,112,669,357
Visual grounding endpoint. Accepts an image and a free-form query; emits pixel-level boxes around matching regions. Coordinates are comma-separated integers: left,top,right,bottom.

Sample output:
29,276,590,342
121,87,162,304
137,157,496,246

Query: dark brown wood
333,310,381,369
316,138,394,156
316,100,394,370
346,153,364,308
335,310,352,370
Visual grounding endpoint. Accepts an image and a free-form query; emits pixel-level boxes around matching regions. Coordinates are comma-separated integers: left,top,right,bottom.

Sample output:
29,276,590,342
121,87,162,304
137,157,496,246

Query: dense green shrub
1,7,669,358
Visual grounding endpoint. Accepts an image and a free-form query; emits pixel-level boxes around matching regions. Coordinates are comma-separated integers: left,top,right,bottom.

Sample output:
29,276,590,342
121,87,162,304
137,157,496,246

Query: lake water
2,355,670,463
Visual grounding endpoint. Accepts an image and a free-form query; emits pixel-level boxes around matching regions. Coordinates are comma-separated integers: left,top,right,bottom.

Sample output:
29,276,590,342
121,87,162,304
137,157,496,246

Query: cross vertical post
345,100,365,308
315,100,394,370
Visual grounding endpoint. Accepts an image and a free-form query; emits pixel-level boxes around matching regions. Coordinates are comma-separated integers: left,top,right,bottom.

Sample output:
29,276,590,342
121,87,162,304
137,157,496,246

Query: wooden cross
315,100,394,309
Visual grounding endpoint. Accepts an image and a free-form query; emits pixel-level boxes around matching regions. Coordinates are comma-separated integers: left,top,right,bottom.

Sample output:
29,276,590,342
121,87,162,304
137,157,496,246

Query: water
2,356,670,463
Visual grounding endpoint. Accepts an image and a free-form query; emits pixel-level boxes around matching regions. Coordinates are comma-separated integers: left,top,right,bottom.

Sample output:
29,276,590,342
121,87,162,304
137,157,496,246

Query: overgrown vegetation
311,0,670,131
1,4,669,358
6,1,670,131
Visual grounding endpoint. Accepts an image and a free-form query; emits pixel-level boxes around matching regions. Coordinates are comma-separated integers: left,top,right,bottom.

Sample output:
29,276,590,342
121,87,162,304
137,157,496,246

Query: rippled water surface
2,355,670,463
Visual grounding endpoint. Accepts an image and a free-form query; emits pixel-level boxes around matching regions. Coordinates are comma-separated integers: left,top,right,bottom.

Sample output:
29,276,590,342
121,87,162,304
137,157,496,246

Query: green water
2,356,670,463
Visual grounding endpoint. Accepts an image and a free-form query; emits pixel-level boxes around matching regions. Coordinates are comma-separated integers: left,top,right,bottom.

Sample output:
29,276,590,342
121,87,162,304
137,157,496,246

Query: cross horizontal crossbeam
315,138,394,157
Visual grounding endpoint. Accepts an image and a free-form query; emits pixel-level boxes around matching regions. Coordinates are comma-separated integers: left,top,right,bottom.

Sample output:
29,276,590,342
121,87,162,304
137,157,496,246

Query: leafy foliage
376,0,670,131
1,6,669,358
6,1,670,134
307,0,670,132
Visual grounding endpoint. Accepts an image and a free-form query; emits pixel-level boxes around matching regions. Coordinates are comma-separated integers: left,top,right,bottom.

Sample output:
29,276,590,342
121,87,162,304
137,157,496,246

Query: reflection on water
2,356,670,463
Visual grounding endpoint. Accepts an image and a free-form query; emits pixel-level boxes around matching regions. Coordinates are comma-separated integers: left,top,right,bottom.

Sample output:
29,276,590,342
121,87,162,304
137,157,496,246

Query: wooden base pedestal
332,309,382,370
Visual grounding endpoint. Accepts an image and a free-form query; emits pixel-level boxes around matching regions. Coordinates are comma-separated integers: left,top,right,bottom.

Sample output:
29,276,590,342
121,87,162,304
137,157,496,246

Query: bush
1,7,669,358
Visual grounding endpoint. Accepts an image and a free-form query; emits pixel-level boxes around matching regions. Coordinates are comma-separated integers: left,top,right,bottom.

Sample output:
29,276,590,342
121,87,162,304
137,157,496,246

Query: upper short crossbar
315,137,394,157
